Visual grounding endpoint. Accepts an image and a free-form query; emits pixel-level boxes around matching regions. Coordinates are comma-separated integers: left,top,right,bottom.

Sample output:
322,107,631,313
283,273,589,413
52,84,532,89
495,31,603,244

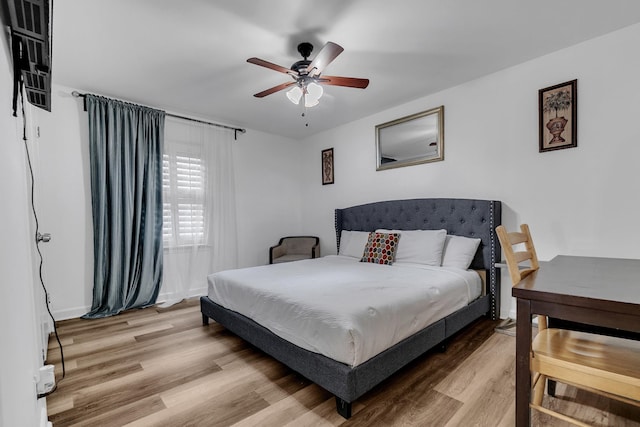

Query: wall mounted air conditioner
2,0,52,111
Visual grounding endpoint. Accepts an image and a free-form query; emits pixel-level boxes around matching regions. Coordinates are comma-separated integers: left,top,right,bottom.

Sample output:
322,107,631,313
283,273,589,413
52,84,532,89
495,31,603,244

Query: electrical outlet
37,365,55,395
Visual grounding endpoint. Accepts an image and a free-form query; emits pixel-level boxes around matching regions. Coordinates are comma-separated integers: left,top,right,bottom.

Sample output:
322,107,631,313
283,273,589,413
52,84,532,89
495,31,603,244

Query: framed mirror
375,106,444,171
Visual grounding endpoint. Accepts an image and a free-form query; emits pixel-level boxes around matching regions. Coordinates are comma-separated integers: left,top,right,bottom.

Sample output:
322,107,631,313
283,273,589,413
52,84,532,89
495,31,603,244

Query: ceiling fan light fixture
306,82,323,101
286,86,303,104
287,82,323,108
304,96,320,108
302,82,323,107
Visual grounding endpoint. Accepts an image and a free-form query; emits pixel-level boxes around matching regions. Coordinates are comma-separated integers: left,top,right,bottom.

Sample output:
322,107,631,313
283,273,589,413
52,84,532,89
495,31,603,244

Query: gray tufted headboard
335,198,502,318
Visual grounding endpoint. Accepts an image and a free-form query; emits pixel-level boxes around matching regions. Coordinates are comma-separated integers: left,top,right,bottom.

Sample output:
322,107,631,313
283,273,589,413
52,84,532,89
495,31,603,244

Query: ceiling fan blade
247,57,294,75
253,81,296,98
306,42,344,77
318,75,369,89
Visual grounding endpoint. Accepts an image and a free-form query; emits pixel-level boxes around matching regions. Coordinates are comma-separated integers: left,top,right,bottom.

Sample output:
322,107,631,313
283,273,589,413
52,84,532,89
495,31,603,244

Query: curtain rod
71,91,247,139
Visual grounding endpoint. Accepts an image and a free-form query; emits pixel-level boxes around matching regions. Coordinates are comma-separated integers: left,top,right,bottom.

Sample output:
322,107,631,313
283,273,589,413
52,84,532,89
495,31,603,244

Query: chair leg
533,374,546,406
547,379,556,397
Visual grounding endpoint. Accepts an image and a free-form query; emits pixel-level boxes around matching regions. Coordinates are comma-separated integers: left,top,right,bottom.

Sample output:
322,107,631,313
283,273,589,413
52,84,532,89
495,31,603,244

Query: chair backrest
281,236,319,254
495,224,540,286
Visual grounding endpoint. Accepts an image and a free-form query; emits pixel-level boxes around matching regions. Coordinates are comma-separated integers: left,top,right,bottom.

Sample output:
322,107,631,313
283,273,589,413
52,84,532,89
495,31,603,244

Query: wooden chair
496,223,540,285
496,224,640,426
494,224,541,335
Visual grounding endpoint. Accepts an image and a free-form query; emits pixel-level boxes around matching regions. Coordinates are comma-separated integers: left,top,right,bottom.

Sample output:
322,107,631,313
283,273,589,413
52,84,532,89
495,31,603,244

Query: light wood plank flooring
46,299,640,426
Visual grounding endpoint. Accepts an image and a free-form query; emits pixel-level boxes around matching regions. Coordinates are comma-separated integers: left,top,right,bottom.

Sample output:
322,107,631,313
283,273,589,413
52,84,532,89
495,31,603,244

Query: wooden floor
46,299,640,426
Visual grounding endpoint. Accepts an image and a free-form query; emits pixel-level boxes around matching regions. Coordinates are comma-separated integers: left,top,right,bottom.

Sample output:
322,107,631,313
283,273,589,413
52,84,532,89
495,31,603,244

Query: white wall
299,23,640,319
36,86,303,319
233,129,304,267
0,35,47,427
35,89,93,320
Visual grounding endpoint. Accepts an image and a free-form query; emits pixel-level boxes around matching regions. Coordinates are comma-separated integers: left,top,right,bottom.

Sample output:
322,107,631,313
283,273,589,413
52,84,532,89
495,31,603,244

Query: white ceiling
52,0,640,139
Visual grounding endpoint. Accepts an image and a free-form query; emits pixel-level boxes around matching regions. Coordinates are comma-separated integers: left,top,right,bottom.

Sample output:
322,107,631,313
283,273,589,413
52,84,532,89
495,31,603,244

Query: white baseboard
53,305,91,320
156,287,207,306
40,405,51,427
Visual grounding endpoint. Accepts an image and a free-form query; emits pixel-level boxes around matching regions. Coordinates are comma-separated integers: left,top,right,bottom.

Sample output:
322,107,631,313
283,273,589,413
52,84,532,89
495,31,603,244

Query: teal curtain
83,95,165,319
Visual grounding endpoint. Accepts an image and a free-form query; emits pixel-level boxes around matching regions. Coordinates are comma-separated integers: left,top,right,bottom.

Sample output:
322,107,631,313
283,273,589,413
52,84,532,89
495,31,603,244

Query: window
162,152,206,247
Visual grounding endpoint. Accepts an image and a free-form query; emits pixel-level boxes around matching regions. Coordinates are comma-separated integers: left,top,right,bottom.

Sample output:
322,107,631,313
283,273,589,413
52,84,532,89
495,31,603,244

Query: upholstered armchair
269,236,320,264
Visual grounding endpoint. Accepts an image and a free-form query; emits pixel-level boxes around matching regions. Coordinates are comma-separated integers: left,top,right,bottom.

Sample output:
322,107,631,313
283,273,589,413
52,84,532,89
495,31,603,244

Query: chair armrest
269,244,287,264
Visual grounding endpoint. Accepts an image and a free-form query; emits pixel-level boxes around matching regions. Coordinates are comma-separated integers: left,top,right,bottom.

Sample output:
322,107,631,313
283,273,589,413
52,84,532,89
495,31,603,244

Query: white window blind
162,152,206,247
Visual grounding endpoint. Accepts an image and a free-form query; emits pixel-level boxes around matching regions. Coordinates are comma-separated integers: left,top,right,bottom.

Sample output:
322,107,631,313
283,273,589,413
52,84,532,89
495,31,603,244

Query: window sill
163,244,211,253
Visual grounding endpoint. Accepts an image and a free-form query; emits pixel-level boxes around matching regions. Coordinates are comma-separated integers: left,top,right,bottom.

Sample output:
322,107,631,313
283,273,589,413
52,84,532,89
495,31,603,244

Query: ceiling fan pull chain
301,100,309,127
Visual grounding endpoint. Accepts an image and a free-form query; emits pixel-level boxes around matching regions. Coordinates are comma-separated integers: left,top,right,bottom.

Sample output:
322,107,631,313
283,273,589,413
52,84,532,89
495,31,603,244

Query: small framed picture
539,79,577,152
321,148,334,185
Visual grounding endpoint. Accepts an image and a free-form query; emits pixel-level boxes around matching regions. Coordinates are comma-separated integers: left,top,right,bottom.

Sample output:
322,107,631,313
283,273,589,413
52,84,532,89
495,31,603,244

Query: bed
200,198,502,418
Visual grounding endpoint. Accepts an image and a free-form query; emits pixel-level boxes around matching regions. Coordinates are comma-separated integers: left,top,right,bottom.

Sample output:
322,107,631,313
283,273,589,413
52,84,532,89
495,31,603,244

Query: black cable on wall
18,84,66,398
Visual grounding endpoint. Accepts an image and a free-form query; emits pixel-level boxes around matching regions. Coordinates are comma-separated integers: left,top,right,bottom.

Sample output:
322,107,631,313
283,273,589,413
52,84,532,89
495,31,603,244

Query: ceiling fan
247,41,369,108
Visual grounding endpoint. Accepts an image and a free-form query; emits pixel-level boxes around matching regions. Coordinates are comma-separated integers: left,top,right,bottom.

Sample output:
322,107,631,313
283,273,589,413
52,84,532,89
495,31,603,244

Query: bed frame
200,198,501,418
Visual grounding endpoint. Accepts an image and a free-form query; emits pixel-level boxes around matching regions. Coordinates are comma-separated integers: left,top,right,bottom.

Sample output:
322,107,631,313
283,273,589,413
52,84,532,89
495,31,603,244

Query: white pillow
441,235,481,269
376,229,447,266
338,230,371,258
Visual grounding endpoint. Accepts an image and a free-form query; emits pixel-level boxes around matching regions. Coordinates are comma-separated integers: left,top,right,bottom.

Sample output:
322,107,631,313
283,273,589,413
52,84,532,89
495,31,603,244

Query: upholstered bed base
200,198,501,418
200,292,490,417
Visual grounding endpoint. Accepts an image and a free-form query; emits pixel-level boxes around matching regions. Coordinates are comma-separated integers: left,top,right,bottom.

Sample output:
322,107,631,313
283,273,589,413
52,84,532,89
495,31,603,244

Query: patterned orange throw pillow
360,232,400,265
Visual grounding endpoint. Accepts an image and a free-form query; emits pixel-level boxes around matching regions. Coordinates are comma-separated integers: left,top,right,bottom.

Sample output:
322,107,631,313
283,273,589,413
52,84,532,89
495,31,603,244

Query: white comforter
207,255,481,367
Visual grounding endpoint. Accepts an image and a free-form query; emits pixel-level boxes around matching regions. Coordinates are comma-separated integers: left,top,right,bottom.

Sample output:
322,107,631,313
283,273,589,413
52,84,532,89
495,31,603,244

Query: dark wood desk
512,255,640,426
